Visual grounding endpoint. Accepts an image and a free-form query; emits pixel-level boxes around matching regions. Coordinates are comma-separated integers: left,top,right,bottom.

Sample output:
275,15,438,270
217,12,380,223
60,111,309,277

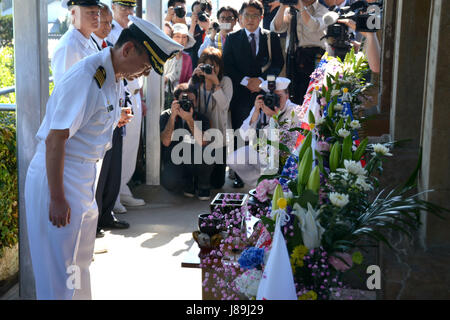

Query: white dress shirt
107,20,124,45
239,99,299,141
51,25,98,86
270,0,329,50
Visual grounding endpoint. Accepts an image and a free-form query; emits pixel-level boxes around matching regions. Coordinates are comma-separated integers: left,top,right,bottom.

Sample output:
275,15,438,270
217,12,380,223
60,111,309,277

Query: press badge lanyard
203,83,213,114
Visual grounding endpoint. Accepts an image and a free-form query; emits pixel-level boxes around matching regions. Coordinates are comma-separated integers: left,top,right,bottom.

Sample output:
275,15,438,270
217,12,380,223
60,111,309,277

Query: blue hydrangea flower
238,247,265,270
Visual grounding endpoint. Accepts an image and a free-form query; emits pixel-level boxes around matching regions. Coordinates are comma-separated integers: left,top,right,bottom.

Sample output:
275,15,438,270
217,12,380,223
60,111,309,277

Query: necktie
250,33,257,57
102,40,107,49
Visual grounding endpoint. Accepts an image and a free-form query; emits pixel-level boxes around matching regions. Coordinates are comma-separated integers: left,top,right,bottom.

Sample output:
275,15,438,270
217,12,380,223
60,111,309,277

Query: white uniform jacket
51,25,98,86
25,47,121,300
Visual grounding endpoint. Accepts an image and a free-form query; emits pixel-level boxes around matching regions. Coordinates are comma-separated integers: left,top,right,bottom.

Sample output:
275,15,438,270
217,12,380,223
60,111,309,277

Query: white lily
349,120,361,130
355,175,373,191
371,143,393,157
292,203,325,249
338,128,350,138
338,159,367,176
329,192,350,208
334,103,344,111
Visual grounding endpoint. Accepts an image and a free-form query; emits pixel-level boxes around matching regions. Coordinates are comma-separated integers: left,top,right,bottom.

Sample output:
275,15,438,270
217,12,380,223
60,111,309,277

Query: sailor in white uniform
51,0,103,86
109,0,148,211
227,77,300,187
25,16,183,300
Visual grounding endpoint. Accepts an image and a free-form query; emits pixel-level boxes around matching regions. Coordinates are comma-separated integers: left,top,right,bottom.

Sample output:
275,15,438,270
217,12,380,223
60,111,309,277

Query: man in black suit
223,0,284,188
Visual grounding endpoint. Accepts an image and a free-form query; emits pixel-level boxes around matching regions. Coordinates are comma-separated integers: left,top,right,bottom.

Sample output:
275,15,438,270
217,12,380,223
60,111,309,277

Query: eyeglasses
219,16,235,22
243,13,261,20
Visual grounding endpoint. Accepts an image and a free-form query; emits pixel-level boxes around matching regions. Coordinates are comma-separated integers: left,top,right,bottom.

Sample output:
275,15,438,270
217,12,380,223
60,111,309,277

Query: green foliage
0,111,18,255
0,14,13,47
0,45,15,104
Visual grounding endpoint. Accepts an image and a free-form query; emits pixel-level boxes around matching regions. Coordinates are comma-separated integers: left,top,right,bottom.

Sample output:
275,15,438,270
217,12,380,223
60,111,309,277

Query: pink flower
255,179,280,202
320,97,328,106
317,141,330,152
329,253,353,272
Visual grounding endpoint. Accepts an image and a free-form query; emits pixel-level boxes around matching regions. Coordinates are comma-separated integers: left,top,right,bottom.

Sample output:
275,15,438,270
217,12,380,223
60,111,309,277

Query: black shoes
96,228,105,238
101,218,130,230
198,189,211,201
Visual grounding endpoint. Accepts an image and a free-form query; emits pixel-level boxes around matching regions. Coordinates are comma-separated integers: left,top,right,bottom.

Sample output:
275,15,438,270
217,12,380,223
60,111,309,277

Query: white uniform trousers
227,144,279,188
118,93,142,199
227,145,262,188
25,145,99,300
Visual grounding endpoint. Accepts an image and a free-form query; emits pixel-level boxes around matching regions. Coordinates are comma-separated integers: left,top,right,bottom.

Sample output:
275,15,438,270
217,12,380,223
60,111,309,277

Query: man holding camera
271,0,328,105
198,6,239,57
188,0,213,68
164,0,188,37
227,77,299,187
160,83,214,200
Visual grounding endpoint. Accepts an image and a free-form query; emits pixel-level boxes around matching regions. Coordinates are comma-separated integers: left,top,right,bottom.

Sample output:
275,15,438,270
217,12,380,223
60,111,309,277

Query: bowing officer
25,16,183,300
52,0,103,85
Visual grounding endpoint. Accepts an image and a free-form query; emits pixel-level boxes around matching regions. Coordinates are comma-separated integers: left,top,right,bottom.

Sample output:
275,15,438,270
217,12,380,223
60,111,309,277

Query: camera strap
203,83,213,114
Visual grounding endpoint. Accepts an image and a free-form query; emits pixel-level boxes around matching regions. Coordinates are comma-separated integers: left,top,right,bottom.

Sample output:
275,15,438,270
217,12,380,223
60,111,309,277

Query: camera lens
198,12,209,22
174,6,186,18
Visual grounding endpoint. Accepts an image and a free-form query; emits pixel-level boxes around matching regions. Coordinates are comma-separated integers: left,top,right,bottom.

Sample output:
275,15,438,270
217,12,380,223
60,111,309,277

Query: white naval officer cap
61,0,103,9
127,15,184,75
259,77,291,93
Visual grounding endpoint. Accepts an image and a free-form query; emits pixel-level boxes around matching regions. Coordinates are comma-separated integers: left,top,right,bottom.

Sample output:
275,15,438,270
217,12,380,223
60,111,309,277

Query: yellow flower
290,245,308,269
298,290,318,300
277,198,287,210
342,88,349,93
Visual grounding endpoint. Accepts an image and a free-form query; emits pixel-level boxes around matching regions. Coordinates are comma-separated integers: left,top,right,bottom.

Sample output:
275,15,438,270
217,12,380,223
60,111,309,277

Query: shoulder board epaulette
94,66,106,89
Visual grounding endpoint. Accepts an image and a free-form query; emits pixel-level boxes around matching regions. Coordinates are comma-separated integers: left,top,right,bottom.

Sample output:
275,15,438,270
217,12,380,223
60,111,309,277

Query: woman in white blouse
190,47,233,189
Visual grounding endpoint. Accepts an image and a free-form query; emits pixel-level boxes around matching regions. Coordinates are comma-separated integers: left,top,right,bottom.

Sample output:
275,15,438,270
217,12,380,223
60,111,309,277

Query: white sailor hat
171,23,196,50
128,16,184,75
259,77,291,92
62,0,103,9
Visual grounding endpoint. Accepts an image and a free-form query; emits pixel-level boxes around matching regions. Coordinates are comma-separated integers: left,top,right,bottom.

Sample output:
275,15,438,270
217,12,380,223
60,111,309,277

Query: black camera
179,94,193,112
322,1,382,59
212,21,220,33
198,11,210,22
197,0,210,22
174,6,186,18
262,75,280,111
200,64,213,75
279,0,298,5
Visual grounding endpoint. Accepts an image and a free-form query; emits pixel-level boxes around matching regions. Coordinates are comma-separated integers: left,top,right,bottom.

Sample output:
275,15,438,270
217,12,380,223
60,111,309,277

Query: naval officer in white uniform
227,77,300,187
109,0,148,212
25,15,183,300
51,0,103,86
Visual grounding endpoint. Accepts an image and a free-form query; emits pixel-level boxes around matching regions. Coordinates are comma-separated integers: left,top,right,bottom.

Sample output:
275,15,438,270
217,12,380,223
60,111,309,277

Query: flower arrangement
200,50,448,300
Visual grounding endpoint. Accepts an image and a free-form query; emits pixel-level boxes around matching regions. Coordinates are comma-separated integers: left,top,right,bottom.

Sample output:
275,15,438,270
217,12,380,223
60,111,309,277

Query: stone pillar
145,0,163,185
13,0,49,299
379,0,450,299
419,0,450,248
389,0,431,147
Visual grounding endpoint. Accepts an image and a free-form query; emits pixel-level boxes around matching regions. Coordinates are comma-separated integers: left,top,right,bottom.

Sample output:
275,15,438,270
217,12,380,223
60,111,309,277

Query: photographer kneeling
160,83,214,200
227,77,299,187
